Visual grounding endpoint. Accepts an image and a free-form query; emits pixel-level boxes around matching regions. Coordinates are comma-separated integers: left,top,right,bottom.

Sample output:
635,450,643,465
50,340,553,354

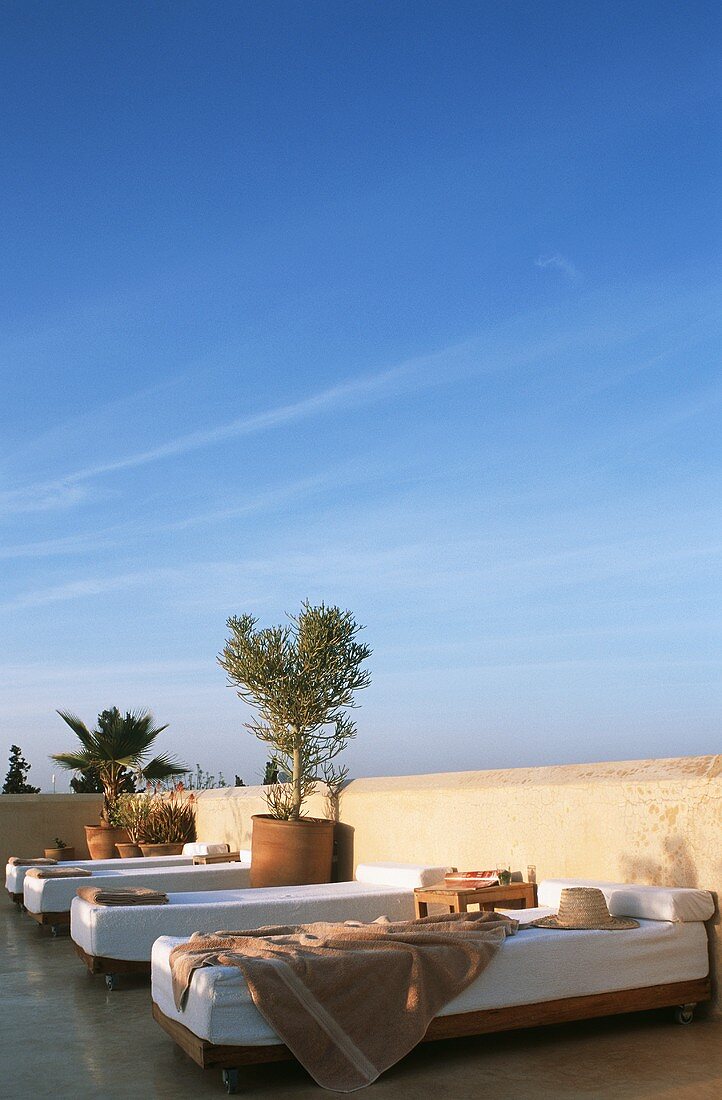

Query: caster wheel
674,1004,694,1025
50,926,59,938
222,1068,239,1094
105,974,118,992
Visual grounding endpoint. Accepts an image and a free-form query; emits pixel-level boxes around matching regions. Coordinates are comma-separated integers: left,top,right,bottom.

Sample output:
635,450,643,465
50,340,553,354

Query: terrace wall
0,793,102,866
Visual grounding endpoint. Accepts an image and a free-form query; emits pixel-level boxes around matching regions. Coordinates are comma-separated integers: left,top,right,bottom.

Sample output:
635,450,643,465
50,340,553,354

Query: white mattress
182,844,233,856
24,861,251,915
354,863,451,888
71,880,419,961
537,879,715,923
151,907,710,1047
6,854,194,897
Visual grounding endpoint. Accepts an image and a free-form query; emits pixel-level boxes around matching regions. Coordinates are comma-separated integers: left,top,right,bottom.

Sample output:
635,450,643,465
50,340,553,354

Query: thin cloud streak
535,253,579,279
2,277,718,519
0,464,396,559
3,529,719,613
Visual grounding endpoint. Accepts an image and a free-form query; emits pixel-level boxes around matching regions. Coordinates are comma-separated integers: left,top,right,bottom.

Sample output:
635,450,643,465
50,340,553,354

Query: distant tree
234,774,246,787
70,766,137,796
262,759,279,785
2,744,41,794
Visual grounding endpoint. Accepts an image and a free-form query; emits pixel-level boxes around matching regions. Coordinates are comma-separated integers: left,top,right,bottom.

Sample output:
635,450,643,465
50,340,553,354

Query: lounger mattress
72,881,418,962
151,908,710,1047
6,854,194,897
24,861,251,915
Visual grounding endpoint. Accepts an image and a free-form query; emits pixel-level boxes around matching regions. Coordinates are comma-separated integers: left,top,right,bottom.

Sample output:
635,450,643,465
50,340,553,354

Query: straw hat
532,887,639,931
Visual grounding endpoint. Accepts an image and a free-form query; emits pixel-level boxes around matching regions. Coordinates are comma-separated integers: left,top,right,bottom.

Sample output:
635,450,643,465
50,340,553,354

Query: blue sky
1,1,720,790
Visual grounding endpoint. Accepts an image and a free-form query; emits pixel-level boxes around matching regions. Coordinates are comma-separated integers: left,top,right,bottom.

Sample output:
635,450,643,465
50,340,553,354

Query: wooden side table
414,880,537,918
192,851,242,865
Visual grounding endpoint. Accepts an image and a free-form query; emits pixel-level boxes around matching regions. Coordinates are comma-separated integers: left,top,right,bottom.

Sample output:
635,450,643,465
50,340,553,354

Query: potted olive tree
51,708,186,859
219,601,371,887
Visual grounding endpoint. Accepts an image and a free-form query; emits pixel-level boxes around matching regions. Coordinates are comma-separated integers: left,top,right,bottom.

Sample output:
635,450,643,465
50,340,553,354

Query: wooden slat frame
73,940,150,977
151,976,711,1073
26,908,70,927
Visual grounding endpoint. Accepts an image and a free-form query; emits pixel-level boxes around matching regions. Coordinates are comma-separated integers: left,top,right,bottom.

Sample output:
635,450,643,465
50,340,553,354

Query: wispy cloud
535,253,579,279
3,276,718,520
0,354,442,518
0,463,398,560
0,568,186,611
0,481,93,516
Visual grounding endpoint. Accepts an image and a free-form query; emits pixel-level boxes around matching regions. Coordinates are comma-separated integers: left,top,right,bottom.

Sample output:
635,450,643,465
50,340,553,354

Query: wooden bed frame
26,908,70,932
152,976,711,1094
73,941,150,987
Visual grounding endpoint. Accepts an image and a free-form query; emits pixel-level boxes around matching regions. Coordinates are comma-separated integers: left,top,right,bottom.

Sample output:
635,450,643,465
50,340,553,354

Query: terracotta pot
250,815,335,888
84,825,130,860
44,847,76,861
116,843,143,858
139,843,185,857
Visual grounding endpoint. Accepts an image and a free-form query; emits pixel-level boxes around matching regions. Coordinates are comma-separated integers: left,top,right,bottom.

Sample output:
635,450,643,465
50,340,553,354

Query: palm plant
52,707,186,822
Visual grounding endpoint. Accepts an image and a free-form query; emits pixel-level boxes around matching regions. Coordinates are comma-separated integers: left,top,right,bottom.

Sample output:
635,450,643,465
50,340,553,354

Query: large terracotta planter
116,843,143,858
250,815,335,888
44,847,76,862
139,843,184,857
84,825,130,860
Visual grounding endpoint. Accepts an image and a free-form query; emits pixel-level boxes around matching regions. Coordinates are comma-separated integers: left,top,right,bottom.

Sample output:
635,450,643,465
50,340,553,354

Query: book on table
443,870,500,888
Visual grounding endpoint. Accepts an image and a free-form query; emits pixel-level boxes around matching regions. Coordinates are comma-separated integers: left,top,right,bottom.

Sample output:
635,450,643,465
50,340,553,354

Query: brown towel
8,857,58,866
76,886,169,906
170,910,516,1092
25,865,92,878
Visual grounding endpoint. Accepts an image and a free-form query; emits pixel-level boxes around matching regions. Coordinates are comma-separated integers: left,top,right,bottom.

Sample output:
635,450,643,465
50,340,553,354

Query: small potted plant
139,786,196,856
219,601,371,887
44,837,75,861
51,707,186,859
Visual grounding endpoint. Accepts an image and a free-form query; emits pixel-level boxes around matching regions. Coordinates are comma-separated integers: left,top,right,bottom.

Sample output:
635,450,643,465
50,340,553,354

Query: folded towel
8,857,58,866
76,886,169,906
25,865,92,878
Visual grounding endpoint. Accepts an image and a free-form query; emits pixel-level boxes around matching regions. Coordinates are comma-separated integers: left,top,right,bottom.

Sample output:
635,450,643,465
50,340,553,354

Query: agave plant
52,707,186,823
144,787,196,844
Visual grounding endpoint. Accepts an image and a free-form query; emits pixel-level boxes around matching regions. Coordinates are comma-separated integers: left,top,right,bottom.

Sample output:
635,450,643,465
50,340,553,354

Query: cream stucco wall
0,793,102,867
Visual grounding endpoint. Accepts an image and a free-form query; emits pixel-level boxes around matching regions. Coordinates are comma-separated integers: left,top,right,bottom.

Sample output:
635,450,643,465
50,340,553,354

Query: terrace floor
2,903,721,1100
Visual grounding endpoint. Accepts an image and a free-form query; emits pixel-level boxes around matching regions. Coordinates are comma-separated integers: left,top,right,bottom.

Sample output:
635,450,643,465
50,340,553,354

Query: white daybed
150,880,714,1094
5,843,234,904
71,863,451,987
23,854,252,931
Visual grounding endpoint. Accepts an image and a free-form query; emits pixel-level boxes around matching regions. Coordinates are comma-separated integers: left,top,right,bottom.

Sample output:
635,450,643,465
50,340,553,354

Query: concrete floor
2,902,721,1100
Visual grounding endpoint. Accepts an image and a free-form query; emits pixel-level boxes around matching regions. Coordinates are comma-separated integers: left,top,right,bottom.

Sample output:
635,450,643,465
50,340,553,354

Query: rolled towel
25,866,93,878
76,886,169,906
8,857,58,866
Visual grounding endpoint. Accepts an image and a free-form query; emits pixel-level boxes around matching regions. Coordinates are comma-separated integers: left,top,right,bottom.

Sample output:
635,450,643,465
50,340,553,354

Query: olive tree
219,602,371,820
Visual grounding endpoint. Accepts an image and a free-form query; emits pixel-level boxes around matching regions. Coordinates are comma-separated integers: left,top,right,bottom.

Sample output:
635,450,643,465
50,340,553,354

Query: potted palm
219,601,371,887
51,708,186,859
